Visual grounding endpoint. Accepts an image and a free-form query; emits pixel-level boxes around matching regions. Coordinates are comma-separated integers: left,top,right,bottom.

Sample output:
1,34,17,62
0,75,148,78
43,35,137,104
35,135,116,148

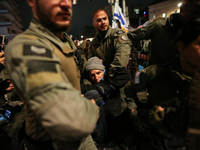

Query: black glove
96,81,115,98
108,67,131,89
84,90,103,107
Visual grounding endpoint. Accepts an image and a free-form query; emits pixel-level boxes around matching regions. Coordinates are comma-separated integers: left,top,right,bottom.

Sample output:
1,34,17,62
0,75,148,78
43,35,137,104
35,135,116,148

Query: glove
108,67,131,89
96,81,115,98
84,90,103,107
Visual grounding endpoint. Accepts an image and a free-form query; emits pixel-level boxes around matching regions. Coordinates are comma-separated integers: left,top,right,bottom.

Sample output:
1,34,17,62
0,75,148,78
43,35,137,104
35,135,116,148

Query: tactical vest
51,44,81,92
21,35,81,141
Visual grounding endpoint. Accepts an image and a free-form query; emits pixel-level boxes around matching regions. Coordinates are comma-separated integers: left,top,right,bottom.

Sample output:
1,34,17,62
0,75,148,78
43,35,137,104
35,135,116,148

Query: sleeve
128,20,156,41
111,30,131,68
108,30,131,88
5,38,99,141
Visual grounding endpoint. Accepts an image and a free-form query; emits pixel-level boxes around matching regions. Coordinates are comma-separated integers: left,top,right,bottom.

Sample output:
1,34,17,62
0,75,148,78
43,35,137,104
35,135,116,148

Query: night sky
15,0,154,37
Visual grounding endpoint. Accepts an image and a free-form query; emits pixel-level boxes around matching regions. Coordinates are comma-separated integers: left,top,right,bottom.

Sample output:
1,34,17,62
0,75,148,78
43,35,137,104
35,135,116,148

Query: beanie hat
86,57,105,71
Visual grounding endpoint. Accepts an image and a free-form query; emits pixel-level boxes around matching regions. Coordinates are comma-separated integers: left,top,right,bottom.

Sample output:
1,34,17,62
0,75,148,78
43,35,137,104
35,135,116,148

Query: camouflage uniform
5,18,99,150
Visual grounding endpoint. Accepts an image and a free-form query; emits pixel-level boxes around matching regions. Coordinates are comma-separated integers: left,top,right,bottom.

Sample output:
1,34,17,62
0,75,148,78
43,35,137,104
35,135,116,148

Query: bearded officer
5,0,99,149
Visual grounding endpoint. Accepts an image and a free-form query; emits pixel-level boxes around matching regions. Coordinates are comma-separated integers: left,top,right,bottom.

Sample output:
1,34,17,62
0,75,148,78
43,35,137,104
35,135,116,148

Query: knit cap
86,56,105,71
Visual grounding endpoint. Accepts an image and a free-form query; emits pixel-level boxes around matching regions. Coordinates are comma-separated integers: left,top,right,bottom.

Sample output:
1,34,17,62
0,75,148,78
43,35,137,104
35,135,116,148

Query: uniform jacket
128,13,183,65
125,56,191,148
89,26,131,70
5,18,99,149
89,26,131,89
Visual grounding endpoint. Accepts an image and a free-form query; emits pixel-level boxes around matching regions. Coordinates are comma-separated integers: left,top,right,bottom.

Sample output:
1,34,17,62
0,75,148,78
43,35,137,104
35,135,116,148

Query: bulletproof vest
20,35,81,141
51,44,81,92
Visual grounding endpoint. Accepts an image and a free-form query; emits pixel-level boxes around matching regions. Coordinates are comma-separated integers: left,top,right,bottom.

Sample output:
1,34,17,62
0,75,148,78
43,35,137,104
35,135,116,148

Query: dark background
15,0,154,38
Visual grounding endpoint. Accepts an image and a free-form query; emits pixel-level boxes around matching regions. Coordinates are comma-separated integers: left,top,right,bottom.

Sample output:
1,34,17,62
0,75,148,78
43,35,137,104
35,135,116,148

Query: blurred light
178,3,182,7
134,9,139,15
72,0,77,5
177,9,180,13
143,11,146,15
81,35,83,38
162,13,166,18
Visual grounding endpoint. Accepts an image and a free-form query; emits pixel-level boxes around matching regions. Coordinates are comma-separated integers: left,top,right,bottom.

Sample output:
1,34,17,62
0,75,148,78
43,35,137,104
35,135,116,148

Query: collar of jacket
166,13,183,34
169,56,193,82
93,25,112,45
29,17,77,51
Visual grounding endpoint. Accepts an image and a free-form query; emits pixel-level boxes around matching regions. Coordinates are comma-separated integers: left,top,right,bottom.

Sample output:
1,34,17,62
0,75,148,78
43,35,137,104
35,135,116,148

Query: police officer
89,9,131,98
5,0,99,150
125,18,200,149
128,0,200,65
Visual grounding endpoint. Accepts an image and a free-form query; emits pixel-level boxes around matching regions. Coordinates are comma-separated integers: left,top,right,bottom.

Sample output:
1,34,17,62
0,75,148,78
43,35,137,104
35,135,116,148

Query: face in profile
89,69,104,84
179,35,200,72
35,0,72,32
93,10,109,32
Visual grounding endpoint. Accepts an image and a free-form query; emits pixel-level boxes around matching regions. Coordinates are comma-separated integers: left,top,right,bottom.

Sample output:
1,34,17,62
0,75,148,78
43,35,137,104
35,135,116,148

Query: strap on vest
51,44,81,92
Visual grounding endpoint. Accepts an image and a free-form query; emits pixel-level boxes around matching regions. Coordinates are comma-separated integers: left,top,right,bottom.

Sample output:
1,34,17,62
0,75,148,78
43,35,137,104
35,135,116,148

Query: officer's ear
93,22,96,28
27,0,35,7
176,41,185,53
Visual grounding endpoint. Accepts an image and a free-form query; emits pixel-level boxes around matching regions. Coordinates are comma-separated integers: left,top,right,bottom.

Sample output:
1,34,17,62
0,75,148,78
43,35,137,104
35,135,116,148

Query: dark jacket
128,13,183,65
125,56,191,149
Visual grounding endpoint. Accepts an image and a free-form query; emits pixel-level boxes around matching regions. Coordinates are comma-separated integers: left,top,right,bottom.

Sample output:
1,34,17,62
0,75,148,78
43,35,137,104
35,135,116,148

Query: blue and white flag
113,1,128,32
112,19,118,29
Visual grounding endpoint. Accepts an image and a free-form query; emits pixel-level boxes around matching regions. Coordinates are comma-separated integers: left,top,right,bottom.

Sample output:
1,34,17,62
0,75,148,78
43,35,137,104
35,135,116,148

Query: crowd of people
0,0,200,149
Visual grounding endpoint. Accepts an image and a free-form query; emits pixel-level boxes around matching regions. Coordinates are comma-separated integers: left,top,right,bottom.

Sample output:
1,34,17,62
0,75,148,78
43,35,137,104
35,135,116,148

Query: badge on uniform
23,45,52,58
26,60,57,74
121,35,129,41
134,72,141,84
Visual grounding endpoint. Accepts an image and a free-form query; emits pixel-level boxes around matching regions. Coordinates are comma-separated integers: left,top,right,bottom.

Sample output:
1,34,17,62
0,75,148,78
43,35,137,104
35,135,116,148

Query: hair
176,18,200,47
92,8,106,20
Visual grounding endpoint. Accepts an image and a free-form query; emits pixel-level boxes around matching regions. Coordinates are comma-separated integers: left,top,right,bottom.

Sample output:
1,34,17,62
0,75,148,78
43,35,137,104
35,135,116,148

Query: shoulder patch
26,60,57,74
116,30,125,35
23,45,52,58
134,72,141,84
121,35,129,41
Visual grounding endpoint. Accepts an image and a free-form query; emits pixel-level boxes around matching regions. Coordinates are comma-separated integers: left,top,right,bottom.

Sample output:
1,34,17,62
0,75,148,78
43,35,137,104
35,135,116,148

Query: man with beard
4,0,99,150
89,9,132,102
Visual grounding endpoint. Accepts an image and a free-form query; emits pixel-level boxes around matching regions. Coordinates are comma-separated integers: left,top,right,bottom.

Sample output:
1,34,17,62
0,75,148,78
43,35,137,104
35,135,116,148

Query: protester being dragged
82,57,135,149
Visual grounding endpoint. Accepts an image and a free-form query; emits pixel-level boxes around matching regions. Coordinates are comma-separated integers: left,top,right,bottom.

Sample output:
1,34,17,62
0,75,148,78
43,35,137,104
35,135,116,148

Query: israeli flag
113,1,128,32
112,19,118,29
